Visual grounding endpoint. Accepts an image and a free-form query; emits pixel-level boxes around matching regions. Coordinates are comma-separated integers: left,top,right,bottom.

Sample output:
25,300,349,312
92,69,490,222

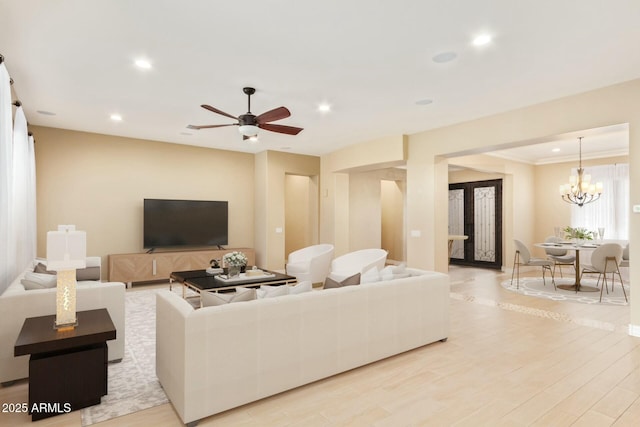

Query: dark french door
448,179,502,269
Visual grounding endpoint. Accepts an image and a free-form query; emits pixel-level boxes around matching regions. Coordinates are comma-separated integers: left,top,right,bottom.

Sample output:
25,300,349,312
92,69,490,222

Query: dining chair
580,243,627,303
511,239,556,290
543,235,576,278
619,243,629,268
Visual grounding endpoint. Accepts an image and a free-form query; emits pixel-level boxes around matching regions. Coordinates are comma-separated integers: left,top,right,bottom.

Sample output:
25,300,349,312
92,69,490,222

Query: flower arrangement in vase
563,226,594,246
223,251,248,277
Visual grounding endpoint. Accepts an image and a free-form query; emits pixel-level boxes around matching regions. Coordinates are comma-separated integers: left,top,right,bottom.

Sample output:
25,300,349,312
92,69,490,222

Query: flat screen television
143,199,228,249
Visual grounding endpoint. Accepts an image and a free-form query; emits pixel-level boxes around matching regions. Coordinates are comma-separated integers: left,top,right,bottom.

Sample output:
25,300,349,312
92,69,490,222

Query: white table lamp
47,225,86,329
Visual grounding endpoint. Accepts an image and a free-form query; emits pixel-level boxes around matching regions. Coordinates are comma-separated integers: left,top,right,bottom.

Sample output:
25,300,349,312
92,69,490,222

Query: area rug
81,286,197,426
501,276,629,306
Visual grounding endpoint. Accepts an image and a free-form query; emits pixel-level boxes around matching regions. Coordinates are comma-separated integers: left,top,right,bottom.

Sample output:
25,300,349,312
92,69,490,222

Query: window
571,163,629,240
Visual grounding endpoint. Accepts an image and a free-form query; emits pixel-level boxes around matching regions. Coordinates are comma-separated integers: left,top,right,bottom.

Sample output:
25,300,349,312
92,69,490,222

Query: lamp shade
238,124,259,136
47,225,87,271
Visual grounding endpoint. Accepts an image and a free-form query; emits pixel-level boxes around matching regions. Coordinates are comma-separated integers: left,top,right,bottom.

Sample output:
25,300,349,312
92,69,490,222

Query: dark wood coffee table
14,309,116,420
170,268,297,300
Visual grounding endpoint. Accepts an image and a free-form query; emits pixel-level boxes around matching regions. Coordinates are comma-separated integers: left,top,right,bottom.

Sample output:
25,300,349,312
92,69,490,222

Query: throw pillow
201,288,257,307
360,266,381,284
381,263,411,280
34,263,100,281
76,266,101,281
33,263,55,275
21,272,57,290
288,280,312,294
256,285,289,299
324,273,360,289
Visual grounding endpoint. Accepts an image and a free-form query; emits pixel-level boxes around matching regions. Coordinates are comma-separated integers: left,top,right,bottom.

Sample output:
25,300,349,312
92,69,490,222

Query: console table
14,309,116,421
108,248,255,287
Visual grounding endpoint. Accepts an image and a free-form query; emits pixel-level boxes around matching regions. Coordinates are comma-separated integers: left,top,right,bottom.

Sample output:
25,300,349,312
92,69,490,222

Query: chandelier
559,137,603,207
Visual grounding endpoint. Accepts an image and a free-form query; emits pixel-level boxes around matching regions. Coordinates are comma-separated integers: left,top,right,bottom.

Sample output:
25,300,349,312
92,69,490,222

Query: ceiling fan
188,87,303,140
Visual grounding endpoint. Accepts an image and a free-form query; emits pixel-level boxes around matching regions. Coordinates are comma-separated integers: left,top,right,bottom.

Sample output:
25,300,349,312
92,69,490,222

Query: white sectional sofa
0,258,126,385
156,268,449,426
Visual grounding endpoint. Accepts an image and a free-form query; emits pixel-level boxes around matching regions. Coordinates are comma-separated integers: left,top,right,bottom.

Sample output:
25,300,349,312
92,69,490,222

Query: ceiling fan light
238,125,259,136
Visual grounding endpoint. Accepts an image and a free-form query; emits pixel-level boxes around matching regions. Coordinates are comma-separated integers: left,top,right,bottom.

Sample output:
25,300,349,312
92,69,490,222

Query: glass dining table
535,242,599,292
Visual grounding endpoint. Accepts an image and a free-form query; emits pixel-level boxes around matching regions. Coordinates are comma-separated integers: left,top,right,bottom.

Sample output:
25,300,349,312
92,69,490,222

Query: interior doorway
448,179,503,269
381,179,405,263
284,174,318,259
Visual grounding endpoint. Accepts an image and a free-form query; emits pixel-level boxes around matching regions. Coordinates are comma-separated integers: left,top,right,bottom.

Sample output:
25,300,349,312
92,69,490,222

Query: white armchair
285,244,334,284
328,248,388,282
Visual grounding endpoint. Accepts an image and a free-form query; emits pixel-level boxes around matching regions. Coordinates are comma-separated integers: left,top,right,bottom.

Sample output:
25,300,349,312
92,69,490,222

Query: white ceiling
2,1,640,156
488,123,629,165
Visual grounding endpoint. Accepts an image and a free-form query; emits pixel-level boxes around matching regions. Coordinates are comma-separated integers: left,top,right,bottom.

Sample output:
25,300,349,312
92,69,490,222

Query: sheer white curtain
571,163,629,239
12,106,34,275
27,133,37,262
0,63,13,292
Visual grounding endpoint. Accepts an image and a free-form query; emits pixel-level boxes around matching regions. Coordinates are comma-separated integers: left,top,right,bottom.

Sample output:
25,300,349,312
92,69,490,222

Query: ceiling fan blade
187,124,237,130
256,106,291,124
259,123,304,135
201,104,239,120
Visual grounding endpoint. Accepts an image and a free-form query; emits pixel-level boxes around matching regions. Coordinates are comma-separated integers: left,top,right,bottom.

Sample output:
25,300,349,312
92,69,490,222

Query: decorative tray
215,272,276,282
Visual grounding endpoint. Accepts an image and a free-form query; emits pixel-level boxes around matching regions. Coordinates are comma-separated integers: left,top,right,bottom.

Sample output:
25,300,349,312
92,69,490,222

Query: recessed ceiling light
180,132,192,136
472,34,492,46
432,52,457,63
36,110,56,116
318,103,331,113
552,148,561,152
415,99,433,106
135,59,152,69
110,114,122,121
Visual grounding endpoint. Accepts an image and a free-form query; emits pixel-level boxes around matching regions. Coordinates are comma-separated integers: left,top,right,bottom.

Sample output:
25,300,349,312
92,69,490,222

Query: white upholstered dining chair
543,235,576,278
511,239,556,290
580,243,627,303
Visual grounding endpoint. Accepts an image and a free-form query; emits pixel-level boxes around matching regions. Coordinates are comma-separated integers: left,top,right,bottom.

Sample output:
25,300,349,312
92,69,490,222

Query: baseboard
628,324,640,337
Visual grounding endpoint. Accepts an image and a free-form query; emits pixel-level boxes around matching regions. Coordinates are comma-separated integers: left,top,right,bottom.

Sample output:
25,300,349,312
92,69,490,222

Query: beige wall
33,126,255,271
381,179,405,262
285,174,315,258
320,135,407,256
349,171,381,250
324,164,408,259
254,151,320,270
448,169,503,184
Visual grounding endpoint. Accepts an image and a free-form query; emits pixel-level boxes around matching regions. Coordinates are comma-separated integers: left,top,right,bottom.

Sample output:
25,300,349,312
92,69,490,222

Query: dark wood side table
14,309,116,421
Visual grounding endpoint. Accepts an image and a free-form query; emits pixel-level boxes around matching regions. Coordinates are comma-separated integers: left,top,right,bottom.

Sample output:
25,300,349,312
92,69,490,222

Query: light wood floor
1,266,639,426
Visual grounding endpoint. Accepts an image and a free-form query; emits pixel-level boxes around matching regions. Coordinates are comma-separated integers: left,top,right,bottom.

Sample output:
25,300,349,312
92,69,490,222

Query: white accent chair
328,248,388,282
580,243,627,303
543,235,576,278
511,239,556,290
285,244,334,284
